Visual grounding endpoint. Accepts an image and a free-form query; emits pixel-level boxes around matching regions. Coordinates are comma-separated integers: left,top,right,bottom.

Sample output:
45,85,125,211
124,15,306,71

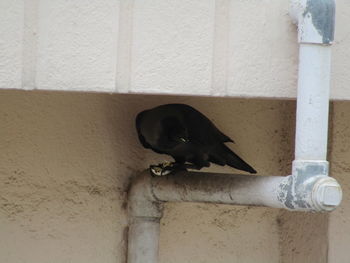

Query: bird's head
158,117,189,149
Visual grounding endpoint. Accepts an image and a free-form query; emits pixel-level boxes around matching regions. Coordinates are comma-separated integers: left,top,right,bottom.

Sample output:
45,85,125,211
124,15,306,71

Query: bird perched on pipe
136,104,257,176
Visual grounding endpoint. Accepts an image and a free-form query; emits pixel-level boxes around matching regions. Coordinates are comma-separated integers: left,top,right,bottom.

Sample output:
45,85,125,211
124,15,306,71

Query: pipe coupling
290,0,335,44
278,160,342,211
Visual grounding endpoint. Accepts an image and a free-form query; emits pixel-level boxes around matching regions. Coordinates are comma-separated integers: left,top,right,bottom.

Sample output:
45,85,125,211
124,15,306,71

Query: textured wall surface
1,91,349,262
1,0,350,99
0,0,23,90
1,1,349,262
279,211,328,263
0,90,299,263
328,102,350,263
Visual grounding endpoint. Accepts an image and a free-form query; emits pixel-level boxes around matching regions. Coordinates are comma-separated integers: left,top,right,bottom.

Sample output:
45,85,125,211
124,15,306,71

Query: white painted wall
1,0,350,99
0,0,23,90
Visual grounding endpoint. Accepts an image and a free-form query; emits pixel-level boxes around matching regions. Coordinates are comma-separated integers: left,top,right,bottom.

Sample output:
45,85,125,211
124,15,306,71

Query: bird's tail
209,144,257,174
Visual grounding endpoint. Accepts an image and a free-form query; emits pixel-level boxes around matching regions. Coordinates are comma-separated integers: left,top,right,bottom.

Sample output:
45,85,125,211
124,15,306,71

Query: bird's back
135,103,256,174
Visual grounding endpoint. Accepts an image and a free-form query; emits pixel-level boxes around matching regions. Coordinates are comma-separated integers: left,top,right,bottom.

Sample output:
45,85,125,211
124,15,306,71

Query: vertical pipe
128,217,160,263
294,44,331,161
288,0,341,211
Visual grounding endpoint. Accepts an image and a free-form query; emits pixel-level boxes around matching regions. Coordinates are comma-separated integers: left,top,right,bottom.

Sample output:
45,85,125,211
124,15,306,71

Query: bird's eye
180,137,189,143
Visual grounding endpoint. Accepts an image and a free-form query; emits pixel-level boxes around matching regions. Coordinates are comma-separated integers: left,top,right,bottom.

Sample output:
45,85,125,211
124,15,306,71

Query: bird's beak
180,137,189,143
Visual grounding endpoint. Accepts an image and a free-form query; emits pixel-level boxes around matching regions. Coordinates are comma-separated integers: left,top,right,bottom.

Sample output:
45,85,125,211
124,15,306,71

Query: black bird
136,104,257,176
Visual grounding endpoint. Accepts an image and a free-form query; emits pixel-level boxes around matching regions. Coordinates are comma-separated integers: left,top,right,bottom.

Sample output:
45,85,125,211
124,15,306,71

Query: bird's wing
183,107,234,145
209,144,256,174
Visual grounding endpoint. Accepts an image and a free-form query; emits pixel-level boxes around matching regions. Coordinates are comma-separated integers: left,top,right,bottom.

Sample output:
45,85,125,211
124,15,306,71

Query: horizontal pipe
152,171,286,208
128,170,342,217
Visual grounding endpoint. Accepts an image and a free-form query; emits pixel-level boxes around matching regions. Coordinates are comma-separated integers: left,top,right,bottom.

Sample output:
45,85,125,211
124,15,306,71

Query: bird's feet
149,162,187,177
149,162,174,177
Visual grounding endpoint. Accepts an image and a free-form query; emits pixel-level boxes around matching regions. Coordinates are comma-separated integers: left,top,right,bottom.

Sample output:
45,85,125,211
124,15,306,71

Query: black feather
136,104,257,174
209,144,256,174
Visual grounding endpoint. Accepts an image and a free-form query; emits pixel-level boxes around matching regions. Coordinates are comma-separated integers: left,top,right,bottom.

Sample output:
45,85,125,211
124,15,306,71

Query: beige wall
328,102,350,263
0,90,348,262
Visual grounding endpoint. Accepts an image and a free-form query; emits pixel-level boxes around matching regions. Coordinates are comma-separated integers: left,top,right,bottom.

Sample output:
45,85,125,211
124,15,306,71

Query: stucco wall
1,1,349,262
0,90,291,262
1,0,350,99
328,102,350,263
2,90,348,262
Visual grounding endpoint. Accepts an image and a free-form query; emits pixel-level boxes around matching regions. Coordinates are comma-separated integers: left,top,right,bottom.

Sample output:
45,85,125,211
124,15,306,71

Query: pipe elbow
278,160,342,211
290,0,335,44
128,171,163,219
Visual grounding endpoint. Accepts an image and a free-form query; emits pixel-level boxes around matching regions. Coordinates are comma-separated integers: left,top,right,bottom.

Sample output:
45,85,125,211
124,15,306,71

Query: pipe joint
290,0,335,44
312,176,343,211
278,160,342,211
128,173,163,219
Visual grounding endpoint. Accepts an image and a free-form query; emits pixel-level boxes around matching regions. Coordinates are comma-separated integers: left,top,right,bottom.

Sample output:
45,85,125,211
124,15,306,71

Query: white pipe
288,0,342,211
295,44,331,160
127,171,287,263
291,0,334,161
128,217,160,263
151,172,286,207
127,174,163,263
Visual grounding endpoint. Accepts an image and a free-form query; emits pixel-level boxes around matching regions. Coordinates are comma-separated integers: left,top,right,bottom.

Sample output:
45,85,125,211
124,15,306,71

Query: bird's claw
149,165,164,177
149,162,177,177
162,161,174,168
